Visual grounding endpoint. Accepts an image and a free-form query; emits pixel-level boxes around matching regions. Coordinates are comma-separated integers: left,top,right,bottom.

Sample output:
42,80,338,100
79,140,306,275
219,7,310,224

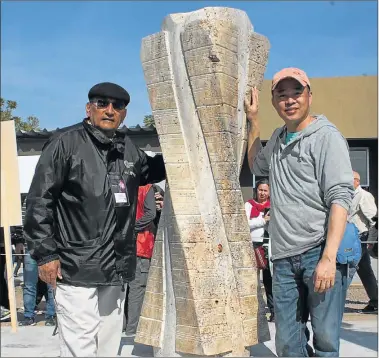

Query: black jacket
24,120,166,287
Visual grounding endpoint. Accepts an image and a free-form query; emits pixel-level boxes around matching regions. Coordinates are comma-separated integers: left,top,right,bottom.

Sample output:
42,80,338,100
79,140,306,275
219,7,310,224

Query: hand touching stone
244,86,260,124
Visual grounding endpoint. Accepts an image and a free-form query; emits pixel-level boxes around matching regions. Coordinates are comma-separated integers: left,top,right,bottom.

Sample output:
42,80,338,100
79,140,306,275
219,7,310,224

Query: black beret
88,82,130,105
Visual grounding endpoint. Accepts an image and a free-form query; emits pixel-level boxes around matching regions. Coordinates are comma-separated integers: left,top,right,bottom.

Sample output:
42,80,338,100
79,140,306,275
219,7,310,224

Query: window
349,148,369,187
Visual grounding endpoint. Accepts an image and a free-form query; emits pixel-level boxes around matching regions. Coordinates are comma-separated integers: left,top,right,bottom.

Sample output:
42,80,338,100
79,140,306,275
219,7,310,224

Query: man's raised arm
245,87,269,176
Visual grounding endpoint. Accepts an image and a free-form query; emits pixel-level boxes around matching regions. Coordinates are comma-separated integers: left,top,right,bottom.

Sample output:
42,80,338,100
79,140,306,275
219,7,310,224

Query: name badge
108,172,130,207
114,192,128,204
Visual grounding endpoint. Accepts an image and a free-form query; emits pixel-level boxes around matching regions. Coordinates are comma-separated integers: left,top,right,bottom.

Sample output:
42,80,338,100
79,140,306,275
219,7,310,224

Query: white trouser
55,283,127,357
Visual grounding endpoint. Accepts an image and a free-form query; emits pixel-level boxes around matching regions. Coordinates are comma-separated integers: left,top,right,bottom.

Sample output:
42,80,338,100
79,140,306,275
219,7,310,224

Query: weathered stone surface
135,7,270,356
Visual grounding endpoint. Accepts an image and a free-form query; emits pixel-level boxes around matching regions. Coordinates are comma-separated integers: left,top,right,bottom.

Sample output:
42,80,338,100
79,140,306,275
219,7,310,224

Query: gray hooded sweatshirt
252,115,354,261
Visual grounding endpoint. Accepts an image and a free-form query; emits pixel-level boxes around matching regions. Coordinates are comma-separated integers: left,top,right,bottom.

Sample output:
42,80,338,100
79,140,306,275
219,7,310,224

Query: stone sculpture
135,7,270,356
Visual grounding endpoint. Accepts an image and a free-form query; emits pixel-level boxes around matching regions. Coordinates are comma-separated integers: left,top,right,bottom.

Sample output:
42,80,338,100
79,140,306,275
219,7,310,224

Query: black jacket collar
82,119,125,153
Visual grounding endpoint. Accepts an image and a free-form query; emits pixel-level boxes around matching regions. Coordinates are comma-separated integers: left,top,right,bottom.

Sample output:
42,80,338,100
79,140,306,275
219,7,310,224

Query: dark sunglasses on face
90,98,126,111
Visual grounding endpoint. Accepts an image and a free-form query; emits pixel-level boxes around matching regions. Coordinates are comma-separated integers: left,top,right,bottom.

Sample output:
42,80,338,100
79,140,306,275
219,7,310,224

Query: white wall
17,155,40,194
17,152,166,193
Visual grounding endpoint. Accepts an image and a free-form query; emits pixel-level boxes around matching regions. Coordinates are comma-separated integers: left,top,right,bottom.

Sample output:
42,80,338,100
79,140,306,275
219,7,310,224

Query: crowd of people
0,69,378,357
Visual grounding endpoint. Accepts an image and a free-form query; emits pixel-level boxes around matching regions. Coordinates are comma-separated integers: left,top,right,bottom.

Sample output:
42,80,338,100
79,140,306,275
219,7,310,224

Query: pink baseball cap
271,67,311,91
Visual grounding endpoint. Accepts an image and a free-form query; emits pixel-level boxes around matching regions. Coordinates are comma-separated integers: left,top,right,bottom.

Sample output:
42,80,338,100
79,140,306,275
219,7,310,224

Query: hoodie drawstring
297,137,304,162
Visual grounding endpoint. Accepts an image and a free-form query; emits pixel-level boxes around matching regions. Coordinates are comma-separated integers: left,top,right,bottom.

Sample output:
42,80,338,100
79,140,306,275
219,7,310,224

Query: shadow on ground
250,343,277,357
345,299,366,305
118,337,154,357
341,322,378,352
118,337,279,357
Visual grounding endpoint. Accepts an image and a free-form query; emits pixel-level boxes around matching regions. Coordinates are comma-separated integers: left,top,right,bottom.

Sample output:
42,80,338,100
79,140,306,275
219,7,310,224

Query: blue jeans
272,244,351,357
23,252,55,319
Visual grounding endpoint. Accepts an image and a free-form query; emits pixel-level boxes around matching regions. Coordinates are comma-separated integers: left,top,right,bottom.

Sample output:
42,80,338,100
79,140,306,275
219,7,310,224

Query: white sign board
18,155,40,194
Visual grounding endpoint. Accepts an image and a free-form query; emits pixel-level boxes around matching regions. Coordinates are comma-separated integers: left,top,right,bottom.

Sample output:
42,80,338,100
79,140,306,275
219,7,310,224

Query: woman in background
245,178,274,322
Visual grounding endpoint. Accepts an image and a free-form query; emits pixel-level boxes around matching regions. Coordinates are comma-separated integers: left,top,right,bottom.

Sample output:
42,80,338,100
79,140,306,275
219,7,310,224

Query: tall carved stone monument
136,7,270,356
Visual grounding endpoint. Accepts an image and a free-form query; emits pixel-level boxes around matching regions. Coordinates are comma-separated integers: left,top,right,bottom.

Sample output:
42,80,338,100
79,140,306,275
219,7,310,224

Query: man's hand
314,255,336,293
38,260,62,288
264,214,270,223
155,193,164,211
245,86,263,172
244,86,259,122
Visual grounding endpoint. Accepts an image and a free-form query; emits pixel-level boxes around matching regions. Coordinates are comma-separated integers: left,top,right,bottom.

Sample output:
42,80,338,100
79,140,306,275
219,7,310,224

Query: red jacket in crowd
136,184,156,259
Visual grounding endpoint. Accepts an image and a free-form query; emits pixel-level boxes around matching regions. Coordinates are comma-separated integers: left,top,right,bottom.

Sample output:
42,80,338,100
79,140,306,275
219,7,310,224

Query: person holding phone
153,186,164,222
245,178,274,321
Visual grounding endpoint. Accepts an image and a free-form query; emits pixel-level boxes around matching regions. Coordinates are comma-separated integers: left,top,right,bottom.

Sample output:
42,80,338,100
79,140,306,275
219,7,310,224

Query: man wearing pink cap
245,68,354,356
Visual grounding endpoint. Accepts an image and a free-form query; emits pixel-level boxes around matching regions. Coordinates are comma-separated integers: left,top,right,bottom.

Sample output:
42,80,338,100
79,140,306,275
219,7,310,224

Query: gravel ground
345,284,373,314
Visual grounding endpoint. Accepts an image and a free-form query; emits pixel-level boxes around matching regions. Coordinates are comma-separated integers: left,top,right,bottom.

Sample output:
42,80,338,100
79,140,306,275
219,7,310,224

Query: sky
1,1,378,130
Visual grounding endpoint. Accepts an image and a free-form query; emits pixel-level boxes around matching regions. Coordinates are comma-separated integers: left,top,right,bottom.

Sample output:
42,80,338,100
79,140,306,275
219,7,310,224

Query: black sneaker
361,304,378,314
45,316,56,327
18,317,36,326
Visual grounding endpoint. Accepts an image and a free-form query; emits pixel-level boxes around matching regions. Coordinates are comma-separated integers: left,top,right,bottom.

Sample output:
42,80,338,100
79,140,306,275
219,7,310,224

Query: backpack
336,222,361,266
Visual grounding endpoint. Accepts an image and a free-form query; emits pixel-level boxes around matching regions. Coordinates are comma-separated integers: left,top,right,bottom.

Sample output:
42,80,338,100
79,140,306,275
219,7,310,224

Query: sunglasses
90,98,126,111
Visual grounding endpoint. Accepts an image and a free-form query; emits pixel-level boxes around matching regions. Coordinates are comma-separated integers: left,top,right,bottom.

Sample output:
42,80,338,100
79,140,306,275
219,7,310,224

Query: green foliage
14,116,40,131
0,98,17,122
143,114,155,127
0,98,40,131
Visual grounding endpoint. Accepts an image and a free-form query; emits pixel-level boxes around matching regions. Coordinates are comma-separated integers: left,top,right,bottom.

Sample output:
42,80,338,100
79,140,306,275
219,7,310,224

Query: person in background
245,178,274,322
0,227,12,322
153,184,164,229
13,194,27,277
13,246,24,277
124,184,157,337
0,196,25,322
349,171,378,314
19,197,56,327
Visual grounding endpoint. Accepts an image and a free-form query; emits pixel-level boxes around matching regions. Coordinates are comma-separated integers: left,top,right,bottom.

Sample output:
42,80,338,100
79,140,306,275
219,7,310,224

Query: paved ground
3,264,377,327
2,260,377,356
1,317,377,357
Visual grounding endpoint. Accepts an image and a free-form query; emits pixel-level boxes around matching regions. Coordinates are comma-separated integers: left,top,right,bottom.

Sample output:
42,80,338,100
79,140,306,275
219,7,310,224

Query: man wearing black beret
23,82,166,356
